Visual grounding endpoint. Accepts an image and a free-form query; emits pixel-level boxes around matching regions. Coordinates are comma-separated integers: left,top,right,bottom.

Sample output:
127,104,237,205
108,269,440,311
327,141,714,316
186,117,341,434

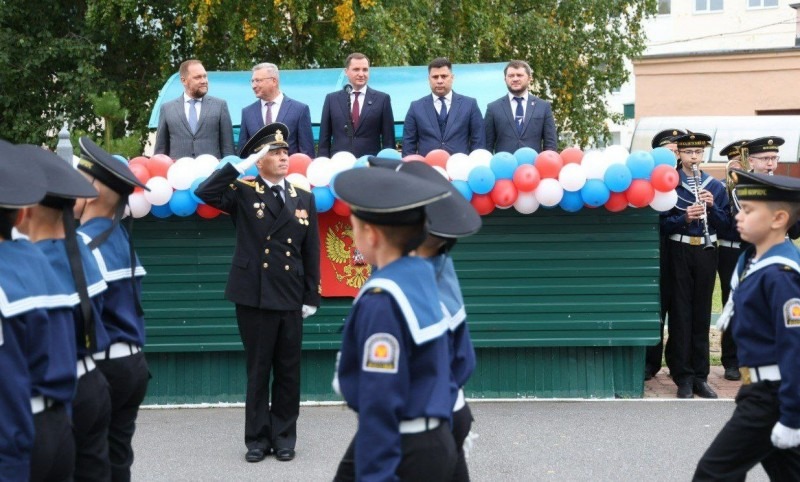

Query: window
658,0,671,14
748,0,778,7
695,0,723,12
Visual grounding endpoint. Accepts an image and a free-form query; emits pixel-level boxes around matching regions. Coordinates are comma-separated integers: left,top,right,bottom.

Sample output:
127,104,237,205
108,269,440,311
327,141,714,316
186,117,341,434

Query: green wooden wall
137,208,660,403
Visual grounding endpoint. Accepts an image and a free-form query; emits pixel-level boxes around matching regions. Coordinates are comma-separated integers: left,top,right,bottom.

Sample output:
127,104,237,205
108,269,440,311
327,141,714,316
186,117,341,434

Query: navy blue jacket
237,96,315,157
402,91,485,157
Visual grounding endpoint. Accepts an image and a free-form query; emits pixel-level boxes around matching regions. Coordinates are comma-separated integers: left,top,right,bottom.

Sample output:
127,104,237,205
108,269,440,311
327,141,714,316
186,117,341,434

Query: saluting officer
196,122,321,463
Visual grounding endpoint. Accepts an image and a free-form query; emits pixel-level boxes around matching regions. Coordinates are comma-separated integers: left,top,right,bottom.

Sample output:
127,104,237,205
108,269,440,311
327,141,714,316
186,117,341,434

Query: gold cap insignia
768,139,774,145
275,130,284,143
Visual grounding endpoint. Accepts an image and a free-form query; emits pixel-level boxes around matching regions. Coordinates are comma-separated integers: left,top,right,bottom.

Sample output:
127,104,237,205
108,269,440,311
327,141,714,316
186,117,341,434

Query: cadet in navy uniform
661,131,731,399
645,128,685,380
19,144,114,482
75,137,150,482
0,145,47,482
196,122,321,463
694,170,800,480
331,166,457,481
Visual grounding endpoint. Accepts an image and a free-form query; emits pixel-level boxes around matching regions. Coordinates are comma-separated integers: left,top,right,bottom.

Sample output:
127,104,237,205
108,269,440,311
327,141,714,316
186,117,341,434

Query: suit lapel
425,96,441,140
196,97,211,132
521,96,536,136
267,182,297,234
501,96,516,132
338,91,352,129
276,98,290,123
443,94,462,139
176,96,193,134
355,90,376,134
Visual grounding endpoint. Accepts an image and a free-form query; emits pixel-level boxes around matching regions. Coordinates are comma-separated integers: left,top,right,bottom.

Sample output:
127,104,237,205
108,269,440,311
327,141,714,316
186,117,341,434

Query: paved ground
644,365,741,399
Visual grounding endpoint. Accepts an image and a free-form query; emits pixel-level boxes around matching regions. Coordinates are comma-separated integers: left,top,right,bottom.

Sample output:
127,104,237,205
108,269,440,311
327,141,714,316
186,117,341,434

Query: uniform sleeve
0,316,34,482
194,163,241,214
301,191,321,307
660,208,686,235
707,180,731,234
401,104,418,157
237,108,251,154
468,99,486,152
219,100,235,157
317,95,333,158
767,269,800,428
297,104,315,157
542,101,558,151
380,94,396,151
484,104,496,153
153,104,169,155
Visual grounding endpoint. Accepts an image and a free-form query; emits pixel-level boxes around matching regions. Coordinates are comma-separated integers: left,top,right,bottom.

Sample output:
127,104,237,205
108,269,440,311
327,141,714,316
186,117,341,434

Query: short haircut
345,53,369,68
179,59,203,78
0,208,17,240
767,201,800,230
252,62,280,80
375,222,427,254
428,57,452,72
504,60,532,77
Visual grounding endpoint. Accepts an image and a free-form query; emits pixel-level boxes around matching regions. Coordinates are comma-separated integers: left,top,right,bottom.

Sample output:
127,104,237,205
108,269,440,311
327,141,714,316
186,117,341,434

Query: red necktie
352,92,361,129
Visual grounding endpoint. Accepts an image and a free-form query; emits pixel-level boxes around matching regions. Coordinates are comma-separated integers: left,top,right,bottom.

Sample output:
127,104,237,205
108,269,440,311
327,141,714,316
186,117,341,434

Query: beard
190,85,208,98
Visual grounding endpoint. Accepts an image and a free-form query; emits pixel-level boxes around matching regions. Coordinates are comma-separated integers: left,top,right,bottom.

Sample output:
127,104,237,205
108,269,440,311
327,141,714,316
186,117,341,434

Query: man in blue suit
238,63,315,157
318,53,396,158
484,60,557,154
401,57,485,157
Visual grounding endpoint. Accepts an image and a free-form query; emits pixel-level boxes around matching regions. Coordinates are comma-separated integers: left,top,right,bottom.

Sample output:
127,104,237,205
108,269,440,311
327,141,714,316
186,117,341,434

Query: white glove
301,304,317,319
462,430,479,459
331,351,342,396
234,152,263,174
771,422,800,449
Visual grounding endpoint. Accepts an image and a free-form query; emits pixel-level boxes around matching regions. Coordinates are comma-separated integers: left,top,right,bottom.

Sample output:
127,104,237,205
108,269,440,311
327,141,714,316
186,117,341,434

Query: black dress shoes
693,381,718,399
245,448,267,463
677,382,693,399
724,367,742,381
275,448,295,462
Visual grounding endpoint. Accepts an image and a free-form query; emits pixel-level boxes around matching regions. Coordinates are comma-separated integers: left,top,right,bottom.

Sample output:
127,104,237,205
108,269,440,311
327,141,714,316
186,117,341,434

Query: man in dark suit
154,59,235,159
237,63,314,157
401,57,485,157
196,123,320,464
484,60,557,154
318,53,396,158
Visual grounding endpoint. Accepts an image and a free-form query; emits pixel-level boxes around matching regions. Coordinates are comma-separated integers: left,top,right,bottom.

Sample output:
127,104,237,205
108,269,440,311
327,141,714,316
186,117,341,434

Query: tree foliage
0,0,656,149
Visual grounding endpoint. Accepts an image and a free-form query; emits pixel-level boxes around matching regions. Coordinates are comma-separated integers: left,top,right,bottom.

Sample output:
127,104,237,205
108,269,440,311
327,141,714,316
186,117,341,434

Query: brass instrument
691,163,716,250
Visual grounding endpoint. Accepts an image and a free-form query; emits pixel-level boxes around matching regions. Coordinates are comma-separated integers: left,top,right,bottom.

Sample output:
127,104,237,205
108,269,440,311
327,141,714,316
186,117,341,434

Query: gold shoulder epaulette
236,179,257,189
290,182,310,192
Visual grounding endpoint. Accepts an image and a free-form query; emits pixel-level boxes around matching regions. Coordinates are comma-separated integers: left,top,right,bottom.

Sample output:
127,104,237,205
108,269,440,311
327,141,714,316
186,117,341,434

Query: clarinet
691,163,716,251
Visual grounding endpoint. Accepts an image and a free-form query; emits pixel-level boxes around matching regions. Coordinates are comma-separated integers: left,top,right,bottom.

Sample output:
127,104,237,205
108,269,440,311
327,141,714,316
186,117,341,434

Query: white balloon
286,173,311,192
447,153,475,181
195,154,218,167
469,149,493,167
513,191,540,214
306,157,334,186
534,178,564,207
603,145,630,165
581,150,608,180
558,163,587,191
144,176,173,206
432,166,449,179
330,151,357,173
167,157,196,190
128,192,152,218
649,189,678,212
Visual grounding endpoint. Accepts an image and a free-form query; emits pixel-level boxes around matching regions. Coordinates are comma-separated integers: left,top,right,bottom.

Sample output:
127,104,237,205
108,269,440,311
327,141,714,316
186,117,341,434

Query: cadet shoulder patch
362,333,399,374
784,298,800,328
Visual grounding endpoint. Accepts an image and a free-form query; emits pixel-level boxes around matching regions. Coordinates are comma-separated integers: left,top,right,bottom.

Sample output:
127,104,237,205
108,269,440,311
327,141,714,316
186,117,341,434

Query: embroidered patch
362,333,399,373
784,298,800,327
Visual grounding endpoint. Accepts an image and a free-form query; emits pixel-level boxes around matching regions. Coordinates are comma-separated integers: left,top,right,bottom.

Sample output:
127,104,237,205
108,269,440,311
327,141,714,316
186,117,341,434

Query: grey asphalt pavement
132,400,768,481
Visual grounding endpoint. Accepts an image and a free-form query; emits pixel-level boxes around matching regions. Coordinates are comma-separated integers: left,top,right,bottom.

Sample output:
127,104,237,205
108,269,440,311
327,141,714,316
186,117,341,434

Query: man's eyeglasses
251,77,275,84
679,149,704,156
750,155,780,163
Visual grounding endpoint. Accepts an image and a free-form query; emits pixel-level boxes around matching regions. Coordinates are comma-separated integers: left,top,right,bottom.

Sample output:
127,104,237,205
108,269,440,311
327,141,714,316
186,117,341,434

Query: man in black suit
237,63,315,157
318,53,396,157
196,123,320,463
484,60,557,153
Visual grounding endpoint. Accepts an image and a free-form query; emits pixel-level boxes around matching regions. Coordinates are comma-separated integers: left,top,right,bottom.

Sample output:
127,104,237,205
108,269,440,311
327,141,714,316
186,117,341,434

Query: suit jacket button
262,263,268,269
286,251,291,257
287,238,292,244
267,236,271,241
284,265,290,271
265,249,270,255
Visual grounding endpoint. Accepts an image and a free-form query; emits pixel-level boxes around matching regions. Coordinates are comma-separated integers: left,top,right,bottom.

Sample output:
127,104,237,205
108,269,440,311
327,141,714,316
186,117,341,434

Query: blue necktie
438,96,447,135
188,99,199,134
514,97,524,135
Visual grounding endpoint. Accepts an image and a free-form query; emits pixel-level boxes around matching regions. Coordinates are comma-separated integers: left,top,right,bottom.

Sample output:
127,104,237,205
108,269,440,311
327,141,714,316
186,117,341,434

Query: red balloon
560,147,584,165
490,180,518,208
332,198,351,217
288,153,312,176
651,164,680,192
196,204,222,219
147,154,173,178
129,156,149,167
626,179,655,208
470,193,495,216
512,164,541,192
403,154,426,162
534,150,563,179
129,163,151,186
605,192,628,212
425,149,450,169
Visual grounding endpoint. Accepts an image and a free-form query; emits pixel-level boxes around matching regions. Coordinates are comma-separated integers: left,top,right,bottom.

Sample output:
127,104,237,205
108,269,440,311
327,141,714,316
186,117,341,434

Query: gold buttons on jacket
264,249,270,255
267,236,271,241
262,263,268,269
286,251,291,257
287,238,292,244
284,265,290,271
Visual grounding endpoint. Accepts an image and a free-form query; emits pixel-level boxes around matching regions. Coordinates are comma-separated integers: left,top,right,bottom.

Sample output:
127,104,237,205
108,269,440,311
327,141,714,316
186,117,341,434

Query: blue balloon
651,147,676,167
354,155,370,168
169,190,199,217
467,165,496,195
312,186,335,212
219,155,240,169
245,165,258,177
604,164,633,193
514,147,538,166
559,190,584,212
190,177,206,205
150,203,173,218
451,180,473,201
376,148,402,160
490,152,518,180
580,179,611,207
113,154,128,164
626,151,655,180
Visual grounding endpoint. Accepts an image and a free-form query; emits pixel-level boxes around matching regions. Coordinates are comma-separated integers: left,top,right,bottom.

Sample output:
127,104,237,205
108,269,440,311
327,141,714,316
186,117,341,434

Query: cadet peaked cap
651,129,685,149
77,136,147,195
731,169,800,202
240,122,290,158
367,156,402,169
674,131,711,148
743,136,784,156
0,140,47,208
16,144,97,208
719,139,749,160
332,166,451,225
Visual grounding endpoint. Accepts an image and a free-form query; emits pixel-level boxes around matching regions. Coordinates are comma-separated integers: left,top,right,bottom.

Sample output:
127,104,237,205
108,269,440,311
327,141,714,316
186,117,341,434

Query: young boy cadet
75,136,150,482
694,170,800,480
331,166,458,482
0,143,47,482
16,144,113,481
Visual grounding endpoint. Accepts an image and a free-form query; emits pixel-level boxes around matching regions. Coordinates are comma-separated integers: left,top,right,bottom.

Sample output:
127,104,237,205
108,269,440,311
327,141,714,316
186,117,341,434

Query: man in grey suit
484,60,557,154
154,59,235,159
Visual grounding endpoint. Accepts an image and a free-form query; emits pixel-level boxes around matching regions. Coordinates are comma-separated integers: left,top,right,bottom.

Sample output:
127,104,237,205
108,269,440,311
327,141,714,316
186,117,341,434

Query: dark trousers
73,367,112,482
451,402,473,482
334,422,457,482
646,237,671,376
665,241,717,385
694,381,800,481
235,305,303,452
717,245,741,369
30,403,75,482
95,351,150,482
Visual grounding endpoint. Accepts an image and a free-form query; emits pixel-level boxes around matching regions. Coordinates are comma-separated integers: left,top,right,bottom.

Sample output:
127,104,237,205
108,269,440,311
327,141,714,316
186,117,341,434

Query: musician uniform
660,131,731,398
694,171,800,480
